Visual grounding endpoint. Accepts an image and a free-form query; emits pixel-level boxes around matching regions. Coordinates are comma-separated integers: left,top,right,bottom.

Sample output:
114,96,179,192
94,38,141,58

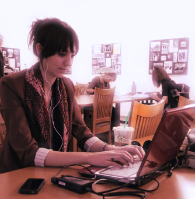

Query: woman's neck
40,63,56,108
40,63,56,88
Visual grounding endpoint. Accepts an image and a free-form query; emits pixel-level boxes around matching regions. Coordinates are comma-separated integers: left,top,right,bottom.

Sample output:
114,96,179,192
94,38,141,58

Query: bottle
131,82,136,95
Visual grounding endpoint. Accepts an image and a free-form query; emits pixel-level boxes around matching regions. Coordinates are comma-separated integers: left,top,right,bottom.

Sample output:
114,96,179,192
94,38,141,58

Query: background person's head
97,67,117,83
152,66,171,87
28,18,79,66
103,72,117,82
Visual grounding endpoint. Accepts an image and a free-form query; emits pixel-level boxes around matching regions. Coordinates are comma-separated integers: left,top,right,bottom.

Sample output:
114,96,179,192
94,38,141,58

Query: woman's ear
36,43,43,56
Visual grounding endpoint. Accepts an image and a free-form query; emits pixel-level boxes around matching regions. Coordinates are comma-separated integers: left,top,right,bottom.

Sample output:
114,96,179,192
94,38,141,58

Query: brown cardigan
0,68,93,173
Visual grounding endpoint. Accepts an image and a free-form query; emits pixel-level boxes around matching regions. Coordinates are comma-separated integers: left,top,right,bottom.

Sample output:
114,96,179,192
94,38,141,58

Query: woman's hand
106,144,145,160
86,150,135,168
150,92,160,101
87,144,145,168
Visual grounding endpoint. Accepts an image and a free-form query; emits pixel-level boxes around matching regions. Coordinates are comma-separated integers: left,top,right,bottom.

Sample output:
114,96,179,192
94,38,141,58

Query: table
1,163,195,198
75,94,153,126
1,136,195,199
1,166,195,199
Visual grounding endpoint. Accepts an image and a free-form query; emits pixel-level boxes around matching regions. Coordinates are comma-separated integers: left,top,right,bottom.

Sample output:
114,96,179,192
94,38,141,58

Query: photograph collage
149,37,189,75
92,43,121,75
1,47,20,73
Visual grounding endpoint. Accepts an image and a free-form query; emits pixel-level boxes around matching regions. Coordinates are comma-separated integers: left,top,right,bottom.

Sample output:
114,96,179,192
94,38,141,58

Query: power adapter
51,175,93,194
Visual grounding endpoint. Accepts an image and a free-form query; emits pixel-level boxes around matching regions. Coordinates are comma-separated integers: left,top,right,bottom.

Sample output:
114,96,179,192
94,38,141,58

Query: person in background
86,68,117,143
86,68,117,95
0,18,144,173
0,34,4,79
150,66,190,109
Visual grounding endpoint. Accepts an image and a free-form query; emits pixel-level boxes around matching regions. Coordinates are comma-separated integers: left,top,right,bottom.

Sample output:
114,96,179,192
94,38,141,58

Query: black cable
52,164,162,198
102,191,147,199
86,187,146,199
52,164,96,179
88,175,159,195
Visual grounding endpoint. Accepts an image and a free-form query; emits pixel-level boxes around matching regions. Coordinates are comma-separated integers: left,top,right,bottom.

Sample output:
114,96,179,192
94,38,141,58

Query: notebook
79,104,195,185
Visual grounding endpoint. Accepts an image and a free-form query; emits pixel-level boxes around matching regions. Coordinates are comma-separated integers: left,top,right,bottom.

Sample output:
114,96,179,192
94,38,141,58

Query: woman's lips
59,67,70,72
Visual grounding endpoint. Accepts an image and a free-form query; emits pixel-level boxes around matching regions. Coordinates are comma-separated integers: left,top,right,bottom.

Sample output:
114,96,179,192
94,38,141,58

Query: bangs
40,21,79,59
56,28,79,54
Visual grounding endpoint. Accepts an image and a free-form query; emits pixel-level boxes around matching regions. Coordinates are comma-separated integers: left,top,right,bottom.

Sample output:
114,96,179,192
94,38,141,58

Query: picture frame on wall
149,37,189,75
92,43,121,75
2,47,21,72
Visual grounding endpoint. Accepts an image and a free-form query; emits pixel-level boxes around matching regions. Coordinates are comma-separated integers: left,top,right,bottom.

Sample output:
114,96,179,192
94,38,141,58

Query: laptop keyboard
99,161,142,178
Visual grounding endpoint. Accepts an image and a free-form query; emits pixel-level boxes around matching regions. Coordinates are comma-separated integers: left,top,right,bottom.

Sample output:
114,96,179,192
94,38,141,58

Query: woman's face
104,74,115,82
43,47,76,79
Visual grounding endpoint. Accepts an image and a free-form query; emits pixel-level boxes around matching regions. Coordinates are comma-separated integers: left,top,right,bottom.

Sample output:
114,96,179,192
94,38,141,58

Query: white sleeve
84,137,100,152
34,148,53,167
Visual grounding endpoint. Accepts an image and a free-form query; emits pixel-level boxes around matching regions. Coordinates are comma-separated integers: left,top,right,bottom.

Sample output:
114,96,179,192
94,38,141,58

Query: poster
1,47,20,71
92,43,121,75
149,38,189,75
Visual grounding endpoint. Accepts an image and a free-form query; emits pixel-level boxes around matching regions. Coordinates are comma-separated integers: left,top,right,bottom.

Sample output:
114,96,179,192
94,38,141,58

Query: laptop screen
137,104,195,177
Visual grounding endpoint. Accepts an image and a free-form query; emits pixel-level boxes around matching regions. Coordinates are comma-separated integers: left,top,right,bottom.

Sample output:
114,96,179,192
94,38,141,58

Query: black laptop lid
137,104,195,177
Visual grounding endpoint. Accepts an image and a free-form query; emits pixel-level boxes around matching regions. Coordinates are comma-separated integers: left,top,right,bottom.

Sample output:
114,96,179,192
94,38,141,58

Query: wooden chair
178,96,195,129
73,83,89,151
74,84,80,96
74,83,89,116
75,83,89,95
0,113,6,145
128,99,165,139
89,87,115,144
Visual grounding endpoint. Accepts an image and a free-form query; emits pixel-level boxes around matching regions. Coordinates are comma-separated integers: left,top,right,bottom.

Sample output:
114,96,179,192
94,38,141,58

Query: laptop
79,104,195,186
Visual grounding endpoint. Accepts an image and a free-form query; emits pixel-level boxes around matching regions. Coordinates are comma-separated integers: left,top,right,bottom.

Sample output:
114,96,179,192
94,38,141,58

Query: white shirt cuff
34,148,52,167
84,137,100,152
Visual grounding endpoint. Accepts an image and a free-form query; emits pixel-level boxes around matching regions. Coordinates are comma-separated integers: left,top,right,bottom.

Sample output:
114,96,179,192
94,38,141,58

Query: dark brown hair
28,18,79,65
152,66,171,87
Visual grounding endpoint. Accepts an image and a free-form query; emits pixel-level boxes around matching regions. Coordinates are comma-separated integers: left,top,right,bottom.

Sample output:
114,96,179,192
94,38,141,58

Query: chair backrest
75,83,89,96
178,96,195,107
92,87,115,143
0,113,6,145
178,96,195,129
74,84,80,96
128,99,165,139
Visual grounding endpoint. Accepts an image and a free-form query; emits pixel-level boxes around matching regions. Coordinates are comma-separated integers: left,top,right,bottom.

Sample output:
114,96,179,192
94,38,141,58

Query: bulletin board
149,37,189,75
92,43,121,75
1,47,20,71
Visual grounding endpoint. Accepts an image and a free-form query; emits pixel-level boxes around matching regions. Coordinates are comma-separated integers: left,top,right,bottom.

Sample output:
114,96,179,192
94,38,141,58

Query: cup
113,126,134,146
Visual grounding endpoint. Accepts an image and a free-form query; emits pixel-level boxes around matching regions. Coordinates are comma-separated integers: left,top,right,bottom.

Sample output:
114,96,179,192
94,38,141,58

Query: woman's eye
71,54,76,58
58,52,66,57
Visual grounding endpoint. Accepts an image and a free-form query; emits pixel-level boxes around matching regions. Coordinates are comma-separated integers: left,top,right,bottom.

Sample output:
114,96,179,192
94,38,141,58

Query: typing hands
87,145,145,168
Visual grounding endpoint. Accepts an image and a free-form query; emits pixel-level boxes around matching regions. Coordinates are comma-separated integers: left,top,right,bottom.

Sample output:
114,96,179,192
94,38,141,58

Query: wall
0,0,195,117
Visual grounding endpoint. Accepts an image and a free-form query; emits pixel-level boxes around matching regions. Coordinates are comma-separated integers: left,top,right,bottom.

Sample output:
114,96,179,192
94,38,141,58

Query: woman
86,68,117,95
150,66,189,109
0,18,144,173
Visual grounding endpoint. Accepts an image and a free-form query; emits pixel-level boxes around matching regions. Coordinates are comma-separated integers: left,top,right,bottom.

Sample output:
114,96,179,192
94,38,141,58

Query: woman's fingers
133,146,145,159
108,151,135,166
89,146,145,168
120,145,145,159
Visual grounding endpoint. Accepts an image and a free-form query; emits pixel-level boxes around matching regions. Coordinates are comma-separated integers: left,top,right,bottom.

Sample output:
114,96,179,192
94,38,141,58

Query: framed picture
92,43,121,75
2,47,21,71
149,37,189,75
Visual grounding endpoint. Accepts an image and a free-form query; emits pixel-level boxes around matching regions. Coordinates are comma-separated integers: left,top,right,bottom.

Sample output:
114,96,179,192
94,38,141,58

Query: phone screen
19,178,45,194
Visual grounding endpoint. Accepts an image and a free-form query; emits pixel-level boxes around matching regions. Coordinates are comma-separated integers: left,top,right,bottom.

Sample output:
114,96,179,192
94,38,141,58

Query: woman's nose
64,53,73,66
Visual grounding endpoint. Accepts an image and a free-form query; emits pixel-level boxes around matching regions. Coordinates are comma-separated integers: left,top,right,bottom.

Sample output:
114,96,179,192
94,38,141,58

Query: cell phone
19,178,45,194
